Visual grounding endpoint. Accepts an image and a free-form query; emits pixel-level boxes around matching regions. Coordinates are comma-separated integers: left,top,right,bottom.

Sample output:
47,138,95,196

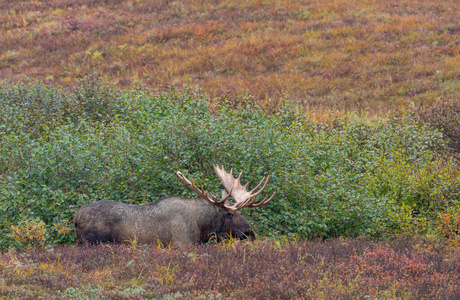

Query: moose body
74,165,274,247
74,197,254,247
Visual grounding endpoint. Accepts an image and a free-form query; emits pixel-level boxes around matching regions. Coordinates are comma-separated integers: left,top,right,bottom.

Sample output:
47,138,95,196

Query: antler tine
175,171,232,206
213,164,275,210
219,185,233,203
213,164,237,194
225,190,276,211
247,192,276,208
175,172,205,198
248,175,270,197
234,190,276,210
232,197,254,210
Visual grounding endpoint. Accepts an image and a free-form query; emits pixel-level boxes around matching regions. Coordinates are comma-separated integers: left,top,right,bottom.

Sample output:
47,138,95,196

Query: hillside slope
1,0,460,113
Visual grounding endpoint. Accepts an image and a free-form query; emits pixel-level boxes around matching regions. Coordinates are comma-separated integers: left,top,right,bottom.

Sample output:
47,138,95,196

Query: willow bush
1,77,459,250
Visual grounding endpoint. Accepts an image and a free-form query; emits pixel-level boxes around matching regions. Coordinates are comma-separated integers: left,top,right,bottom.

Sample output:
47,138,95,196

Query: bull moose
74,165,275,247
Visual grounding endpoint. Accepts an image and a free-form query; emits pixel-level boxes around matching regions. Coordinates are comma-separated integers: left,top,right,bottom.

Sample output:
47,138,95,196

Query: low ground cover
1,237,459,299
1,0,460,113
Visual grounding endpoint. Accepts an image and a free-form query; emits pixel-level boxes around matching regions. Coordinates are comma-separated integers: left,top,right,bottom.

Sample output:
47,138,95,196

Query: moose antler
175,171,233,207
175,165,275,211
213,164,275,211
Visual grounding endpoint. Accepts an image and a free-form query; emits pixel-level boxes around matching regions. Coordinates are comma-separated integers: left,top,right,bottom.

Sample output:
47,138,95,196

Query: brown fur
74,197,255,247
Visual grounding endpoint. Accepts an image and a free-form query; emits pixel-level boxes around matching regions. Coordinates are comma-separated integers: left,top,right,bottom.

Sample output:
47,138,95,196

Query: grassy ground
1,237,460,299
1,0,460,114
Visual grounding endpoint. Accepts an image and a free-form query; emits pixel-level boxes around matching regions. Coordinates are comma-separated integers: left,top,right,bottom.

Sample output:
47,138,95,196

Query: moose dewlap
74,165,274,247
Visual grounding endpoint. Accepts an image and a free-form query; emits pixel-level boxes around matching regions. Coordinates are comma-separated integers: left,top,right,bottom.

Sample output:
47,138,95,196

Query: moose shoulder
74,165,275,247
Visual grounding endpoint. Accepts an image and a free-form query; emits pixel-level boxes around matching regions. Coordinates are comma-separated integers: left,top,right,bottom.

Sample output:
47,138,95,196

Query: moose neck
193,198,229,243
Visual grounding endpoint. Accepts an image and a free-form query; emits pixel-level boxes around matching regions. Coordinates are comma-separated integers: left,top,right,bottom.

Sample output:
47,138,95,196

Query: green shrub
1,78,459,250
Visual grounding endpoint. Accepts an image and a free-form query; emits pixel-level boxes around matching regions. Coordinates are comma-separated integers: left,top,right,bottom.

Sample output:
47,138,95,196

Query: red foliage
2,237,460,298
2,0,460,114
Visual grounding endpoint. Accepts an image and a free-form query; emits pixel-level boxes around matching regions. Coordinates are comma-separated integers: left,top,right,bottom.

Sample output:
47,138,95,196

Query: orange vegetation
1,0,460,114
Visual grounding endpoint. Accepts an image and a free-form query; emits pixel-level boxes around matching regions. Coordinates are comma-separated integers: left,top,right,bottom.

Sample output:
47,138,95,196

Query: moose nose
246,229,256,241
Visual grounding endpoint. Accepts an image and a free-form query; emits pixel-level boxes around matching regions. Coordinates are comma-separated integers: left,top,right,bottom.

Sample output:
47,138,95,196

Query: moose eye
225,212,234,220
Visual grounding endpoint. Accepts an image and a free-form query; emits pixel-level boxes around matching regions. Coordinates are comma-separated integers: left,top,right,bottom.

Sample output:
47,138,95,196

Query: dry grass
1,0,460,114
1,237,460,299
